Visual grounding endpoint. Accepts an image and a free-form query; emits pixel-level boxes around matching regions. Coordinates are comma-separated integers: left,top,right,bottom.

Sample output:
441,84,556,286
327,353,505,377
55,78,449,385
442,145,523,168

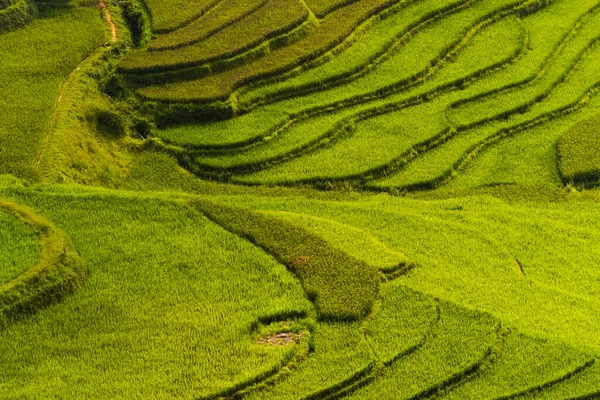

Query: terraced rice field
2,0,600,397
133,0,600,192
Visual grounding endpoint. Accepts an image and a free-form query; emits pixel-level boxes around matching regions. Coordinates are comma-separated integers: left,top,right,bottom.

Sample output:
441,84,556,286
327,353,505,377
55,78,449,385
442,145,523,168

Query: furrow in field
448,0,600,113
305,0,361,18
246,0,600,190
166,2,526,175
436,81,600,190
446,10,600,131
135,0,409,102
344,301,499,400
364,283,438,367
226,16,525,185
237,0,468,109
242,321,374,400
516,360,600,399
146,0,223,34
196,326,310,400
147,0,269,52
0,199,86,330
120,0,310,74
370,79,600,192
257,0,549,118
369,0,600,189
438,332,595,400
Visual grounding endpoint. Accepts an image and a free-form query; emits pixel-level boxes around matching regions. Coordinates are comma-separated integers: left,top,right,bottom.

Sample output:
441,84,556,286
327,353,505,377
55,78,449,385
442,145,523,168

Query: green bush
120,0,146,46
0,0,36,34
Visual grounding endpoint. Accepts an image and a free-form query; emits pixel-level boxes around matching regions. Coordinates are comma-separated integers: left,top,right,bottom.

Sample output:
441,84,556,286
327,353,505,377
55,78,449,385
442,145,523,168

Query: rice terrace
3,0,600,397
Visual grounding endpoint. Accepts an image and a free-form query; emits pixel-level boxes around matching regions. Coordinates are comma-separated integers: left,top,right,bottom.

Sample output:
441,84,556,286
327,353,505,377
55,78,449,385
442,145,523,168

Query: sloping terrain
1,0,600,398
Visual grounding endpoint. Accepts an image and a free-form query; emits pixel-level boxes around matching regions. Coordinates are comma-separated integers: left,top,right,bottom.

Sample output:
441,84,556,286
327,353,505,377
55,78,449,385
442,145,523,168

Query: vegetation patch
192,199,380,321
557,113,600,187
0,198,85,330
0,0,36,34
0,204,40,284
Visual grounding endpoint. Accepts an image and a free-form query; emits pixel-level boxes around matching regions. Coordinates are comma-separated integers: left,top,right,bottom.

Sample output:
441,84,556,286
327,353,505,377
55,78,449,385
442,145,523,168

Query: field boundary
0,199,86,330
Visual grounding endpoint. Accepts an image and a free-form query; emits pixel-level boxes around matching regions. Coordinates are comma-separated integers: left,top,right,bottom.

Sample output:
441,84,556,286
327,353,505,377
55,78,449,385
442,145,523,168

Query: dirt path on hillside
36,2,117,168
100,1,118,43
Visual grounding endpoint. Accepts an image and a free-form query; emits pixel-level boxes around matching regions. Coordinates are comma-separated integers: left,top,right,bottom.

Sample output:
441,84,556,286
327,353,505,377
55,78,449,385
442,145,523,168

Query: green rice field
2,0,600,397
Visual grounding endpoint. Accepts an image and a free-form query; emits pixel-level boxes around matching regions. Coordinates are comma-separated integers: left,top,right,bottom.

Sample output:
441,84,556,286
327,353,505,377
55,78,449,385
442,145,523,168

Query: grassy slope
0,209,39,283
3,0,600,397
0,186,311,399
0,5,105,181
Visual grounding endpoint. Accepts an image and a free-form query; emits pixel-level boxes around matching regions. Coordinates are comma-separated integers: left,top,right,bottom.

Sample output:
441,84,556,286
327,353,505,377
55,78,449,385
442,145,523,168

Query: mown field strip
447,4,600,128
237,0,466,109
121,0,310,74
136,0,406,102
145,0,223,33
441,332,595,400
345,301,499,400
169,9,524,180
147,0,268,51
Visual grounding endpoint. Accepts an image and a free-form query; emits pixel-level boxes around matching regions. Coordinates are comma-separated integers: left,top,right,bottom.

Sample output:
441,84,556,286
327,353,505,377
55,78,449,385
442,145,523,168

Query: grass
120,0,310,74
0,5,105,181
235,102,449,184
236,0,454,107
225,193,600,351
0,197,86,330
557,113,600,186
0,187,311,398
233,13,524,185
4,0,600,397
147,0,268,51
346,300,499,399
243,320,373,399
447,1,600,128
364,282,437,365
0,0,35,34
442,331,595,399
143,0,221,33
156,108,289,148
304,0,360,18
192,199,380,321
0,203,40,284
136,0,405,102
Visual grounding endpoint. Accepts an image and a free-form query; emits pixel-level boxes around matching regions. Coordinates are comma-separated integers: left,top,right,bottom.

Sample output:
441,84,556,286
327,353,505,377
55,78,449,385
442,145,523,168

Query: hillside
1,0,600,398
